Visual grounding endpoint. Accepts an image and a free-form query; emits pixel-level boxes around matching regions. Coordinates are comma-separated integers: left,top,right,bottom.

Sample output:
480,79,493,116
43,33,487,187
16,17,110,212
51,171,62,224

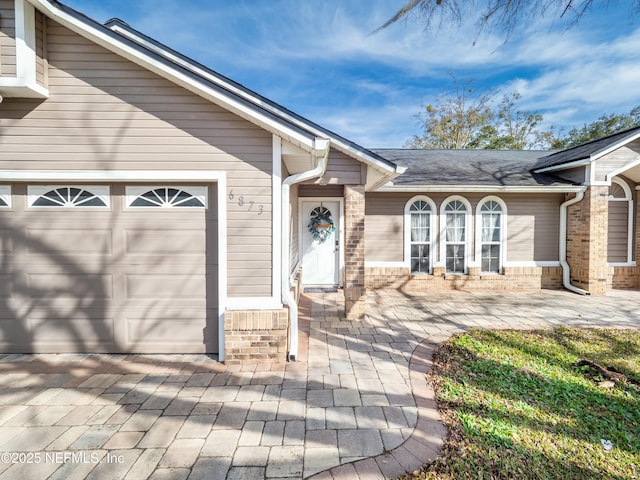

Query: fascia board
533,158,590,173
376,185,586,193
589,131,640,161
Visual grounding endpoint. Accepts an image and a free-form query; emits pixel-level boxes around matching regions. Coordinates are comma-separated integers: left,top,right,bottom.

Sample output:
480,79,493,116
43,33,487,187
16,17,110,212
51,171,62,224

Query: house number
228,189,263,215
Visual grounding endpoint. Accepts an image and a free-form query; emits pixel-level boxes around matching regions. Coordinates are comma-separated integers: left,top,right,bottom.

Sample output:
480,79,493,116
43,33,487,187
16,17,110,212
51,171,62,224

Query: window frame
440,196,472,274
607,177,634,266
475,196,507,274
0,185,11,208
125,186,208,209
27,185,110,209
404,195,437,275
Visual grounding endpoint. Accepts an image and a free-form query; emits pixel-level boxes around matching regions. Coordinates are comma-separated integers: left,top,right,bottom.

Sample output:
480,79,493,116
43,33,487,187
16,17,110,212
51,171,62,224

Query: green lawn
403,328,640,480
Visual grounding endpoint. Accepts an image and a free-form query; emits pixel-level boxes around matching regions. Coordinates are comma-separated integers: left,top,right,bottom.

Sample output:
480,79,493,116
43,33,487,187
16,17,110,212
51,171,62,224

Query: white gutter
281,137,330,361
559,188,590,295
533,158,590,174
376,185,586,193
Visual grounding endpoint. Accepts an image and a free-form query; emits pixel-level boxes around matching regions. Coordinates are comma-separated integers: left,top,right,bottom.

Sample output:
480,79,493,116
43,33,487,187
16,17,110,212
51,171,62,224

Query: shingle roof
533,125,640,170
371,149,576,187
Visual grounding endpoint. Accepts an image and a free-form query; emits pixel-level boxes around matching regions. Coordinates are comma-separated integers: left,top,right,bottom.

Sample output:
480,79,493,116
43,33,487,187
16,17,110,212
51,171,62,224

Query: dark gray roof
371,149,576,187
534,126,640,170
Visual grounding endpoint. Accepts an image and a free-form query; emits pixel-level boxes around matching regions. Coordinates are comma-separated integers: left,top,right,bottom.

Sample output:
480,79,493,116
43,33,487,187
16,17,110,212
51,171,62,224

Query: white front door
301,200,341,286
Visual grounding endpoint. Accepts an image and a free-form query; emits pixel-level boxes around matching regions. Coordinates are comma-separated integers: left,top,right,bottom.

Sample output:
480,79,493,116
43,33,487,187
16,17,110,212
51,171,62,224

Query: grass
401,328,640,480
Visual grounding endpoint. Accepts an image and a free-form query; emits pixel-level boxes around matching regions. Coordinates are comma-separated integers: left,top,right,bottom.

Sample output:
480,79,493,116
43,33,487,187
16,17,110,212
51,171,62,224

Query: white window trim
27,185,110,208
439,195,473,274
475,196,508,274
0,186,11,208
125,186,208,209
608,177,634,265
404,195,437,274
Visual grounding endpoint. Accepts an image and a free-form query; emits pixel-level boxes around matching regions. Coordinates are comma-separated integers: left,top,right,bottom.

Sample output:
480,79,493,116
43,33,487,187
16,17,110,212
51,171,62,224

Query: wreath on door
308,206,335,243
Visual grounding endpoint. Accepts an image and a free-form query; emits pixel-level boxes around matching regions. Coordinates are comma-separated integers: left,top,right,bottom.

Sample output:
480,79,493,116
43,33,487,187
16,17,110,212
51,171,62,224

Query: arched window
126,187,207,208
404,197,436,274
608,177,633,264
28,186,109,208
441,197,470,274
476,197,507,273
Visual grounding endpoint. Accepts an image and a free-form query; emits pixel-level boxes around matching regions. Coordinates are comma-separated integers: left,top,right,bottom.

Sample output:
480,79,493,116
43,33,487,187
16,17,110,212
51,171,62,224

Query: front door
301,200,341,286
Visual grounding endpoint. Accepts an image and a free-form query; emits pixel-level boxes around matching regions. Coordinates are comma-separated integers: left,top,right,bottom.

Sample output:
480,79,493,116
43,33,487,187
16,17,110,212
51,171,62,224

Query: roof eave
535,128,640,172
376,184,585,193
533,157,591,173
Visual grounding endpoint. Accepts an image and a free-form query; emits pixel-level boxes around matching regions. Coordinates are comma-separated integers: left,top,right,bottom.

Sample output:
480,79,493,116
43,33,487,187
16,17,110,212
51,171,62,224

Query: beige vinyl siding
365,192,563,263
594,141,640,181
506,193,562,261
298,184,344,197
608,201,629,262
34,9,46,87
365,193,404,262
0,0,16,76
309,148,364,185
0,20,273,297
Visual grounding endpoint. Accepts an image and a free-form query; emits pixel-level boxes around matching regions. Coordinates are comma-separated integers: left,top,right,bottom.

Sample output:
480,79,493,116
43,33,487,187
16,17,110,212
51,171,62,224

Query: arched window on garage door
28,186,109,208
0,186,10,208
608,177,634,265
126,186,207,208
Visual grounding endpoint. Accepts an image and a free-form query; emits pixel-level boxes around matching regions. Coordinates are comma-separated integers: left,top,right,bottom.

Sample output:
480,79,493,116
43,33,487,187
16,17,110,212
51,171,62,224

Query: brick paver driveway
0,289,638,479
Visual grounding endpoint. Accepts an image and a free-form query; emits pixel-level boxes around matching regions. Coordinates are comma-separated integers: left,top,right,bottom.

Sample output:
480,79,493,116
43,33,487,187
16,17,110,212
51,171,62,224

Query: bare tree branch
375,0,639,39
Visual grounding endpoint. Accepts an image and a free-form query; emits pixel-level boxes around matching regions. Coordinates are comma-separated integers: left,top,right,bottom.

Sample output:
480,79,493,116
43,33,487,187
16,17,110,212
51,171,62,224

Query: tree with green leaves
551,107,640,149
406,80,552,150
406,78,494,149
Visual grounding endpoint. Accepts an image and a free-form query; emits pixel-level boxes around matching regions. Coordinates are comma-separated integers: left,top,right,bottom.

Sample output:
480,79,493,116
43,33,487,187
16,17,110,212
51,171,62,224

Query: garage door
0,183,218,353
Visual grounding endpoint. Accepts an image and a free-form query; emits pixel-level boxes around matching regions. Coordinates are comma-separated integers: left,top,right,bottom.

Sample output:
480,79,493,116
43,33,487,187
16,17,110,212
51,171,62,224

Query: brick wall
607,266,640,289
566,187,609,295
344,185,366,319
223,309,289,364
366,266,563,291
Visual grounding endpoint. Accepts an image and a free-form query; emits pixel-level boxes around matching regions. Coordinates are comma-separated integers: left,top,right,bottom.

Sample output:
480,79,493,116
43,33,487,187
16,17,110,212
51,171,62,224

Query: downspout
282,137,330,361
559,188,590,295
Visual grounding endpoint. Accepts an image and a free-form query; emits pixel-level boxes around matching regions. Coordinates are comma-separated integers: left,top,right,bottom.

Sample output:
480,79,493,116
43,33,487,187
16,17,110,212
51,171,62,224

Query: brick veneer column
344,185,366,319
223,309,289,364
566,186,609,295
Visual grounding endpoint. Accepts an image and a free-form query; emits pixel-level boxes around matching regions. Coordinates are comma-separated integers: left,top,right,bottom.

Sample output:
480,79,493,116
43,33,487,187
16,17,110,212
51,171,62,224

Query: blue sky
62,0,640,148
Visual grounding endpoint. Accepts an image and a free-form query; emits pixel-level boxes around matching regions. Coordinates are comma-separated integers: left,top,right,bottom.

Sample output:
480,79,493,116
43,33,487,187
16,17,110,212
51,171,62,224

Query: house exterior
0,0,638,363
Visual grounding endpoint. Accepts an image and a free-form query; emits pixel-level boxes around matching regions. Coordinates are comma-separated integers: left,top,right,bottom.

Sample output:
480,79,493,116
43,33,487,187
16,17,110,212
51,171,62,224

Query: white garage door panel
27,317,115,345
26,274,114,299
125,229,206,255
0,319,17,344
125,274,207,299
25,229,113,255
0,275,13,298
126,317,207,343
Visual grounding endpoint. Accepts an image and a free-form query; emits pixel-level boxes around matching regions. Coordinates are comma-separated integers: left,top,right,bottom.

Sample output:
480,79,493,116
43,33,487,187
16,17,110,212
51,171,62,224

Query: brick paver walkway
0,289,638,479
